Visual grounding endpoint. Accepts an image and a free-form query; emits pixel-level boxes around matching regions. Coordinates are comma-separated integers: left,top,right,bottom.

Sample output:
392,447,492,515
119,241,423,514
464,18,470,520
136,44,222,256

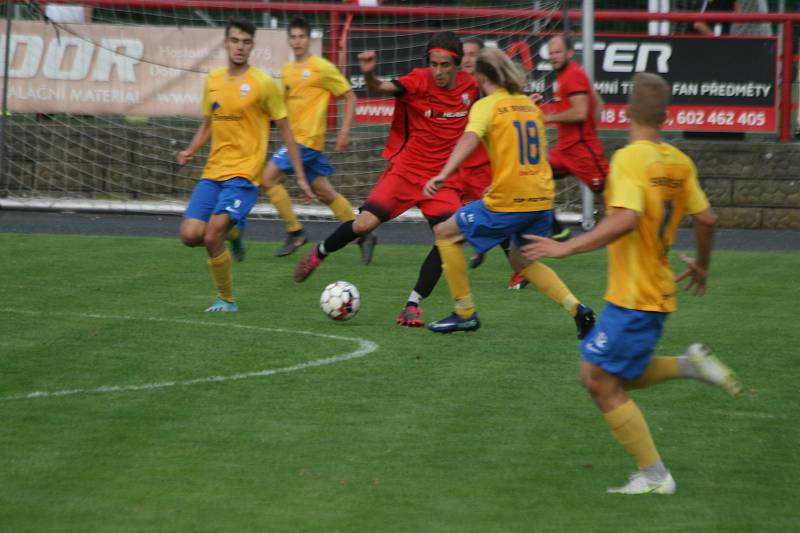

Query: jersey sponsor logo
240,83,251,98
211,101,220,111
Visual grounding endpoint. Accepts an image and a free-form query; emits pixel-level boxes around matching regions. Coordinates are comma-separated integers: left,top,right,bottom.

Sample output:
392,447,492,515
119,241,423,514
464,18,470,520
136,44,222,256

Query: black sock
413,245,443,299
552,217,564,235
290,228,304,237
322,220,358,257
500,238,511,257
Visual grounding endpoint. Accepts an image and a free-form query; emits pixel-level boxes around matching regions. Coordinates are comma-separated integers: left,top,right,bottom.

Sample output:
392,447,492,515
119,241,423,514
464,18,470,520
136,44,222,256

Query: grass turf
0,233,797,532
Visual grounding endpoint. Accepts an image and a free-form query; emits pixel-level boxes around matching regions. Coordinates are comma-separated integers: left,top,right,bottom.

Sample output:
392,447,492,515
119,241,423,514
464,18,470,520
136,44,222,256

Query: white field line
0,309,379,401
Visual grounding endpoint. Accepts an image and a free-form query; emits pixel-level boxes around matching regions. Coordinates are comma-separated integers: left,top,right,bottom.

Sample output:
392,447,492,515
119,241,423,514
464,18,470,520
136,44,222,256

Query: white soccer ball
320,281,361,321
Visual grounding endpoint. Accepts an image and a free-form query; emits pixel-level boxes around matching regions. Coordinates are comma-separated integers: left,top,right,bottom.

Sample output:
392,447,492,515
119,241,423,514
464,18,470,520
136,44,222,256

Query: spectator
691,0,740,36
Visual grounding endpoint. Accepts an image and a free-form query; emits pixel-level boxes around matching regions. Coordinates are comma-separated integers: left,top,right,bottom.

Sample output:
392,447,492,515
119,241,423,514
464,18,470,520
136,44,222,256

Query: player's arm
176,116,211,165
543,92,589,124
275,118,313,203
335,90,357,152
593,88,604,124
676,207,717,296
520,207,639,260
358,51,400,96
423,132,481,197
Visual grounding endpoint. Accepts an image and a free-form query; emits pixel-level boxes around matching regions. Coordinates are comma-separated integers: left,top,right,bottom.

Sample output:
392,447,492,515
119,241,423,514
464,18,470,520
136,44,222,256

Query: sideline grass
0,233,797,532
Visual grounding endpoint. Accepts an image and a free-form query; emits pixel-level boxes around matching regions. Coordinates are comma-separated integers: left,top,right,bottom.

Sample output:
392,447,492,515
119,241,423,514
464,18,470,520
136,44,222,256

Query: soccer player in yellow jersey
177,17,306,312
522,73,742,495
263,17,376,263
422,47,595,336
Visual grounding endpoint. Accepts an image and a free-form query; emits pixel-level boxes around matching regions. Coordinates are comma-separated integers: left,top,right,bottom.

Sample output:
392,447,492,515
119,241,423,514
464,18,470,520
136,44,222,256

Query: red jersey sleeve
394,68,427,98
560,64,590,97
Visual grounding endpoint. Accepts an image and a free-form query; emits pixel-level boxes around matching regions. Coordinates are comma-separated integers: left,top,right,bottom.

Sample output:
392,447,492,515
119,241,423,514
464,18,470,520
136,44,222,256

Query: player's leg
263,149,307,257
546,147,573,242
312,175,378,266
427,214,480,333
181,179,218,247
202,179,259,311
510,211,595,339
623,344,742,396
581,304,675,494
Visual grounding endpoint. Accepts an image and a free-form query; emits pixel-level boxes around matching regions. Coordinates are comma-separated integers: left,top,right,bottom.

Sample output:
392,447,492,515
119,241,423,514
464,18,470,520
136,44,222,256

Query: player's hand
358,51,377,74
675,253,708,296
423,175,445,198
296,176,314,205
335,131,350,152
530,93,544,105
520,234,569,260
176,149,194,165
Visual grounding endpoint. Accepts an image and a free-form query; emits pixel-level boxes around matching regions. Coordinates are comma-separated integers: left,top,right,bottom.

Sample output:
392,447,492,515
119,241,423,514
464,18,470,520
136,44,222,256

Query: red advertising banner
599,104,775,132
354,97,395,123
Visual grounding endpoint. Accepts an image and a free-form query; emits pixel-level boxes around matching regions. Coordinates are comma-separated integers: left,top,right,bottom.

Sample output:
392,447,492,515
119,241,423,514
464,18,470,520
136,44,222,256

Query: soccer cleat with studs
428,312,481,334
294,245,322,283
357,233,378,265
507,272,529,290
607,471,676,495
276,231,308,257
205,297,238,313
396,305,424,327
685,343,742,397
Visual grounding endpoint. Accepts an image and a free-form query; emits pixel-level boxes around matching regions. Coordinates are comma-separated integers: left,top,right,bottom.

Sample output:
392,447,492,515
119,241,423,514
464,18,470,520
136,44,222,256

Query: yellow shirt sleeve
465,98,493,140
607,150,645,214
317,58,351,97
260,74,287,121
684,159,711,214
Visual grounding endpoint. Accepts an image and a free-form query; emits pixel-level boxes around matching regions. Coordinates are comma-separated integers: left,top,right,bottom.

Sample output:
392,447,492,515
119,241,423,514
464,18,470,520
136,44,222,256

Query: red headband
428,47,459,58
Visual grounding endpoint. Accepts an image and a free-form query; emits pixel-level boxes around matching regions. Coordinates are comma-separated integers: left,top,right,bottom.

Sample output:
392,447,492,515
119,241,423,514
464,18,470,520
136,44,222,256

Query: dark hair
425,31,463,65
462,37,485,49
225,17,256,39
549,33,574,51
288,16,311,36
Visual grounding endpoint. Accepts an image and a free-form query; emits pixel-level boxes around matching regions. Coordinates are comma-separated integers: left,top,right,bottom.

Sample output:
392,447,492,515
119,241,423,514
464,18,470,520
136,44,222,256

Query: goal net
0,0,587,223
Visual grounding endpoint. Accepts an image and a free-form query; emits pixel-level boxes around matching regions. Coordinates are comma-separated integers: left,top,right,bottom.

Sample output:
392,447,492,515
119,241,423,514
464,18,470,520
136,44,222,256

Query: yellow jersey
604,140,710,312
465,89,553,212
281,55,351,151
201,66,286,185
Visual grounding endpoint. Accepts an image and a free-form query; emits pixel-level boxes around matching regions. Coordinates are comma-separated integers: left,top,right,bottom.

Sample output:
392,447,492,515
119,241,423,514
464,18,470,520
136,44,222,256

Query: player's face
461,42,481,74
225,27,254,67
429,51,458,88
548,38,573,71
288,27,310,60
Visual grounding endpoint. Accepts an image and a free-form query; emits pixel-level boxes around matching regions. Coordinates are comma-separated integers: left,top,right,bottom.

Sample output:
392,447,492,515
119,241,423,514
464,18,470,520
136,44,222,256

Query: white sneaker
607,471,676,495
685,343,742,397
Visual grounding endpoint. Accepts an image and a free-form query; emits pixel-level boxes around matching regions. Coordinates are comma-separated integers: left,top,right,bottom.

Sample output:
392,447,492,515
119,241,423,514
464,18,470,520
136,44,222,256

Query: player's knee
202,228,226,250
352,214,378,235
180,232,202,247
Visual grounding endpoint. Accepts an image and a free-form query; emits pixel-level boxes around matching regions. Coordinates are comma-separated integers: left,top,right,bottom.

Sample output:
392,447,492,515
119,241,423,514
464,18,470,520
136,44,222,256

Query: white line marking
0,309,379,401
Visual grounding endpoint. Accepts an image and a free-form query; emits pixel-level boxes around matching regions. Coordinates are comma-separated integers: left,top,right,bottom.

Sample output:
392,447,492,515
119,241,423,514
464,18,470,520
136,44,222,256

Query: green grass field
1,232,797,532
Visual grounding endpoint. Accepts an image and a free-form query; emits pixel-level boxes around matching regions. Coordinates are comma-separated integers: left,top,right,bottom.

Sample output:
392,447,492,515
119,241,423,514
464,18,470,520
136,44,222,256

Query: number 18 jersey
465,88,553,212
605,140,710,312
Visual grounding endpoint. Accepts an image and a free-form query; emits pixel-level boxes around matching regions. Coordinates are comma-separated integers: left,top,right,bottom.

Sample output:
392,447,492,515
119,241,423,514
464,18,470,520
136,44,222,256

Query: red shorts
455,162,492,203
361,162,463,224
549,142,608,193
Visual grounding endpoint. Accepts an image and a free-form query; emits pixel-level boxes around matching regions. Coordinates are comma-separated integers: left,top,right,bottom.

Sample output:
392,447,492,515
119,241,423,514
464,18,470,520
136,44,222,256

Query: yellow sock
603,399,660,469
207,249,234,302
227,226,240,241
436,239,475,318
266,184,303,233
521,262,580,315
623,357,681,390
327,193,356,223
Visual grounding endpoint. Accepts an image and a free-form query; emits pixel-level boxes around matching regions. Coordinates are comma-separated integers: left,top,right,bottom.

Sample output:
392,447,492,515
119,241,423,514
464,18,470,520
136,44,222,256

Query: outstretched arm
423,132,481,197
520,207,639,260
358,51,401,96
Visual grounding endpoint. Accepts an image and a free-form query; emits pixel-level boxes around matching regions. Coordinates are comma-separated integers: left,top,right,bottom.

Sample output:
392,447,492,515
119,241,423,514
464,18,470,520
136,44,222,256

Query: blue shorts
183,177,259,226
580,302,669,380
454,200,554,255
271,144,333,183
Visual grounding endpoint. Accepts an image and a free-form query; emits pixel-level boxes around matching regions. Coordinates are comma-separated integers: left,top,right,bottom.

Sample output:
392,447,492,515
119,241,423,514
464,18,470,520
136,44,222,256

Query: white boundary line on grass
0,309,379,402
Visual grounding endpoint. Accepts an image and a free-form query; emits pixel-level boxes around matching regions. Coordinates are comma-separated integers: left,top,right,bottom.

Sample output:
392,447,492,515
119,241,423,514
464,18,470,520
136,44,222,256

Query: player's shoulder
207,67,227,80
310,55,338,71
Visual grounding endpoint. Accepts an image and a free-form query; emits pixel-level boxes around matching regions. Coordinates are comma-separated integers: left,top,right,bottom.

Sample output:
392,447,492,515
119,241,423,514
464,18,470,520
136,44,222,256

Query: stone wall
2,120,799,228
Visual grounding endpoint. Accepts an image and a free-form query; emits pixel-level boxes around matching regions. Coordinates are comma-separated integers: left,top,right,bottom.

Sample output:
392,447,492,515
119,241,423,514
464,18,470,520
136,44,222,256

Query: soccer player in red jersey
294,32,479,283
539,34,609,241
